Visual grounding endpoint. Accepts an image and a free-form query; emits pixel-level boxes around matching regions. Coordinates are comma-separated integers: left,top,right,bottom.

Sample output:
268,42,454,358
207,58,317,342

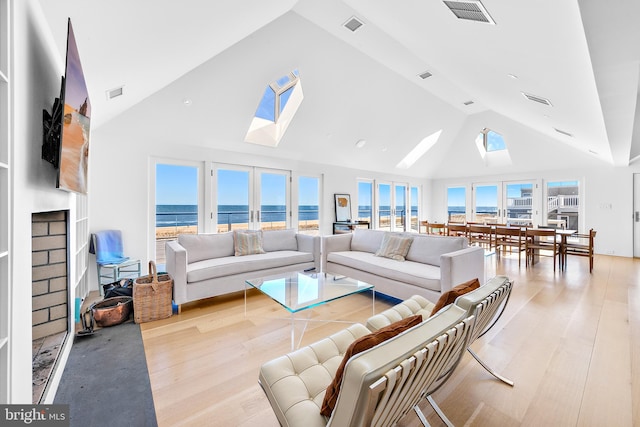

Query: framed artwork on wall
334,194,352,222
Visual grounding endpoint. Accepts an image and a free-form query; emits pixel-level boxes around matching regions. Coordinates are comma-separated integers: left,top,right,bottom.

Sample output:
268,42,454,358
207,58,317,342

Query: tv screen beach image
58,20,91,194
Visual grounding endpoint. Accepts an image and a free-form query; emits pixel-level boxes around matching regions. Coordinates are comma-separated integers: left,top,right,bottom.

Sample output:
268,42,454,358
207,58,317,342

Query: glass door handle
635,211,639,222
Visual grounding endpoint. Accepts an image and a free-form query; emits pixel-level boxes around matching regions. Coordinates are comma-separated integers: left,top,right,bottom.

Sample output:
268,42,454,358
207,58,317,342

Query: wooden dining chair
495,226,526,266
525,228,560,271
447,222,468,238
426,221,447,235
468,224,494,249
563,228,596,273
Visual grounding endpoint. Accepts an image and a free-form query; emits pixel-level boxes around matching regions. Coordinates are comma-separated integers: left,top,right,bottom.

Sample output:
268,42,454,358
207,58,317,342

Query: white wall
10,0,78,402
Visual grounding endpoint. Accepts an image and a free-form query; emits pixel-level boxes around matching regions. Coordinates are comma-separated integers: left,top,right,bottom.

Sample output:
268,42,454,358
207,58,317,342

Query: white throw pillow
233,230,266,256
375,233,414,261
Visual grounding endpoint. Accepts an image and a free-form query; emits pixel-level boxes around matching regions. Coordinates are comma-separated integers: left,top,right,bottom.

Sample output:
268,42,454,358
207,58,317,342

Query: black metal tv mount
42,77,64,168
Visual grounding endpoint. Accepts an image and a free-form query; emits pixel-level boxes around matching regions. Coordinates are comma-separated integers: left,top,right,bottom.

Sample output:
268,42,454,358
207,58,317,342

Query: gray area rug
54,320,157,427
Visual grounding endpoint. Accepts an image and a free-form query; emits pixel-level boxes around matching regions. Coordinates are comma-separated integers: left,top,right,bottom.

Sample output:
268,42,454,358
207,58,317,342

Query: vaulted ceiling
36,0,640,179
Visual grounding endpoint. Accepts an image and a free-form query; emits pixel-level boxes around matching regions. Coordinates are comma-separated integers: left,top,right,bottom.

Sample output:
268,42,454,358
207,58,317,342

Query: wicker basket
133,260,173,323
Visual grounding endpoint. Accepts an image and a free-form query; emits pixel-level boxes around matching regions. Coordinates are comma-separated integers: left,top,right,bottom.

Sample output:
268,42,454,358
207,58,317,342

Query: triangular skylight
245,69,303,147
396,130,442,169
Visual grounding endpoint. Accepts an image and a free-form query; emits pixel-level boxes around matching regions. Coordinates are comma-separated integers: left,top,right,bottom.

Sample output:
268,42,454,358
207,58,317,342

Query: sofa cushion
178,232,234,263
405,235,467,267
327,251,442,292
430,277,480,316
262,229,298,252
186,251,314,283
375,233,414,261
320,314,423,417
351,229,386,253
234,230,266,256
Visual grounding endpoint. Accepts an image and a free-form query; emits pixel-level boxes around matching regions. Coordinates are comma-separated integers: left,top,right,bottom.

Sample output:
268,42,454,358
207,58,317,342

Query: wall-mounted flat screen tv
57,18,91,194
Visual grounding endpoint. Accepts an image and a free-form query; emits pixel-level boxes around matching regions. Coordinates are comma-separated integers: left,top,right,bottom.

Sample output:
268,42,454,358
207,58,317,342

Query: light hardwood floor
141,253,640,426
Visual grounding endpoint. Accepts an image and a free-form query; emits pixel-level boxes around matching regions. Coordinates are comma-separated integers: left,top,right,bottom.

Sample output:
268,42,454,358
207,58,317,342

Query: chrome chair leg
467,348,514,386
413,405,432,427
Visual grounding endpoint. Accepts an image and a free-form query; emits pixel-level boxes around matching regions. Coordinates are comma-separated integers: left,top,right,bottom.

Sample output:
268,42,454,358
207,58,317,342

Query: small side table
333,221,370,234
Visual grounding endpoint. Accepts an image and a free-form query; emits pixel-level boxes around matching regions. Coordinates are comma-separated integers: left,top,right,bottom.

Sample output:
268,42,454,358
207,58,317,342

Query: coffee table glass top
245,271,373,313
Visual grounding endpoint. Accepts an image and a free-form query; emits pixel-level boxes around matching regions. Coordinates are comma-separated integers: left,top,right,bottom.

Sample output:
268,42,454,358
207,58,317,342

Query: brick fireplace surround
31,211,69,403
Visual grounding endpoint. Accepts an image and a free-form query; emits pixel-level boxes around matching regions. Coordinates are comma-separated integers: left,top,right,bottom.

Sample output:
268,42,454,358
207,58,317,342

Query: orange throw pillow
320,314,422,417
430,277,480,317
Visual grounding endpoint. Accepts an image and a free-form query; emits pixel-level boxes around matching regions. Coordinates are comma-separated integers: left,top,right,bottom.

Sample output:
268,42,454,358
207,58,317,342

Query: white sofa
166,229,321,308
322,228,484,303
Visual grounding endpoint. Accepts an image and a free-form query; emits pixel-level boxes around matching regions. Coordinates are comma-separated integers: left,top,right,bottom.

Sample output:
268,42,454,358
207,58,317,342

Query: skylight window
479,128,506,152
396,130,442,169
475,127,511,166
245,69,303,147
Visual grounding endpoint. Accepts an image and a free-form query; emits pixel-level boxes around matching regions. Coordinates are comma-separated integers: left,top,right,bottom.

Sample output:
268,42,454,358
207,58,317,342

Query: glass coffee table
245,271,374,350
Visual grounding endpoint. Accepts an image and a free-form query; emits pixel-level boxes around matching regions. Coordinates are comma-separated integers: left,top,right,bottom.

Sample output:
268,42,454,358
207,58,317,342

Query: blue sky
156,164,198,205
157,164,319,205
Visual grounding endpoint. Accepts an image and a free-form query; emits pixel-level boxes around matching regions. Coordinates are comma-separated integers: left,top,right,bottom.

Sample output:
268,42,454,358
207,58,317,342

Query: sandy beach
58,104,89,193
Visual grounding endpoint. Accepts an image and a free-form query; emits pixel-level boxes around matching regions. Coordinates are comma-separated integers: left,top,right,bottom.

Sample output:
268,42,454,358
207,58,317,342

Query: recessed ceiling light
463,100,474,106
588,149,598,155
183,98,192,106
508,74,518,79
418,71,433,80
355,139,367,148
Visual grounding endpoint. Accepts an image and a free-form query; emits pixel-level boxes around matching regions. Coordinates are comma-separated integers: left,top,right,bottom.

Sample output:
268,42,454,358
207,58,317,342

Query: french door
212,164,291,232
472,181,535,225
376,181,408,231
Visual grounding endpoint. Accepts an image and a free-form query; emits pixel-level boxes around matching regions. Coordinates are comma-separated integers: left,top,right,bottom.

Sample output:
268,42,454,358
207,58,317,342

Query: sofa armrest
296,233,321,271
321,234,354,272
439,246,485,293
165,240,188,305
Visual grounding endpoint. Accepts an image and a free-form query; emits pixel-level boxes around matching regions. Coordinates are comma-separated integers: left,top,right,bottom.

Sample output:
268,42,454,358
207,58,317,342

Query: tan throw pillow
374,233,414,261
233,230,266,256
430,277,480,316
320,314,422,417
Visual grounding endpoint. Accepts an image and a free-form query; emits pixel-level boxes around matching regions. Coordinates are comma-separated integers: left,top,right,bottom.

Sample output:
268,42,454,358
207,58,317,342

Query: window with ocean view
155,163,199,264
411,186,419,232
358,180,373,224
473,184,498,223
298,176,319,235
216,168,250,232
214,165,291,232
447,186,466,222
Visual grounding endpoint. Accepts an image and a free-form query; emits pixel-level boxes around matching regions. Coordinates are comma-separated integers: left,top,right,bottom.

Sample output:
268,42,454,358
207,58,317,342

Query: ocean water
156,204,320,227
156,205,420,227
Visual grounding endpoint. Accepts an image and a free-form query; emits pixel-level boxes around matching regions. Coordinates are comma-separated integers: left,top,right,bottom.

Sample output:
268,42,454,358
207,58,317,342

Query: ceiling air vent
554,128,573,137
106,86,124,100
418,71,433,79
522,92,553,106
443,0,496,25
463,100,474,106
344,16,364,32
